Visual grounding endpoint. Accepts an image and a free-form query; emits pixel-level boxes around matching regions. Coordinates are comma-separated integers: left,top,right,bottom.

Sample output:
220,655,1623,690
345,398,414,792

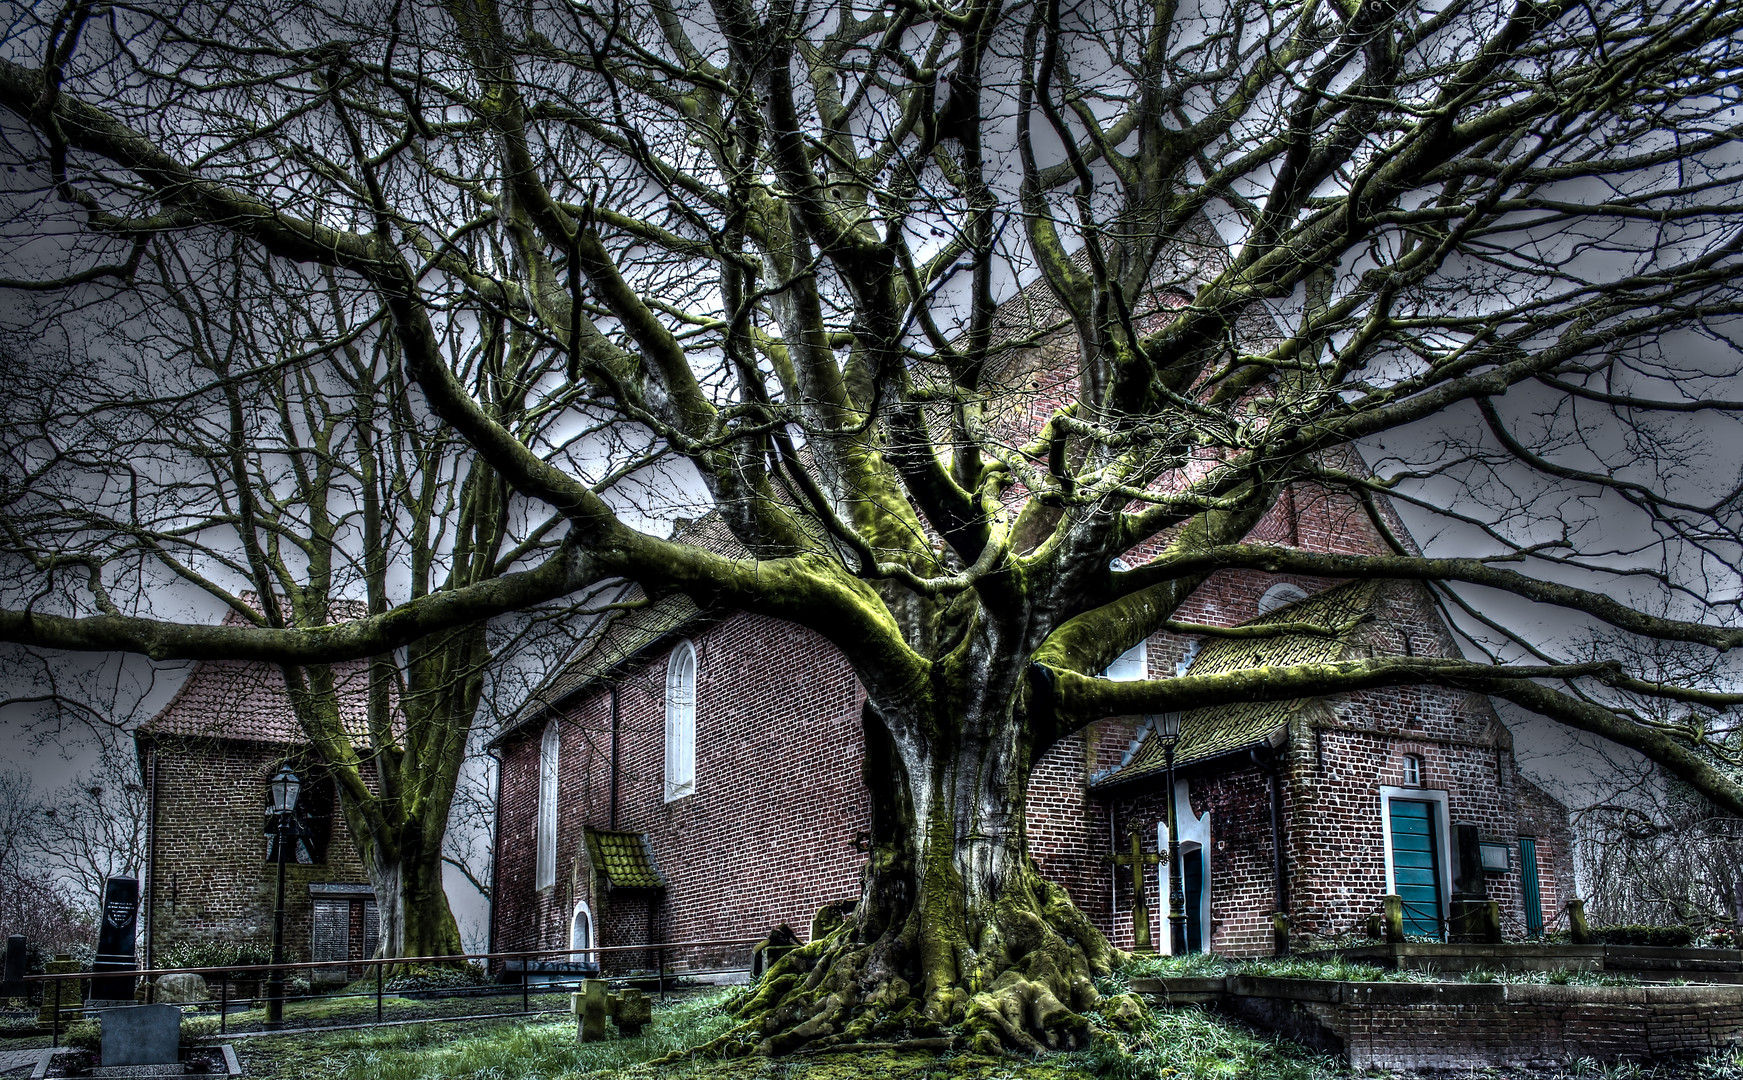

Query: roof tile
585,829,665,890
1092,580,1378,787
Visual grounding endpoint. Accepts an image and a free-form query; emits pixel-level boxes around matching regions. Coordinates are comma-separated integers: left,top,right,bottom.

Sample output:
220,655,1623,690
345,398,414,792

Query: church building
489,240,1575,965
488,484,1577,965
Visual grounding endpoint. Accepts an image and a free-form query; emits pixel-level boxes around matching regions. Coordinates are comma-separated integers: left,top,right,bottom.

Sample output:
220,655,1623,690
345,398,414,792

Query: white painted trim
569,899,595,963
536,720,560,891
1378,785,1452,935
1156,783,1211,955
664,639,697,802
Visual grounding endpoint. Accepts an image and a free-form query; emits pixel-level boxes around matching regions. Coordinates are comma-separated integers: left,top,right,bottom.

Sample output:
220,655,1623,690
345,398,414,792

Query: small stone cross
1106,826,1162,952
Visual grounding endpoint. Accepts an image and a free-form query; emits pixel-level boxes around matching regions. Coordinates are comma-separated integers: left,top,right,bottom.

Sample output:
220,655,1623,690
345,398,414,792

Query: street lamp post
1154,712,1188,956
266,766,300,1031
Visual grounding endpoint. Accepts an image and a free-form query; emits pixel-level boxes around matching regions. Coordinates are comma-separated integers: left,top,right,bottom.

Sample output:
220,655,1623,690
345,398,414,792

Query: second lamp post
1153,712,1189,956
266,766,300,1031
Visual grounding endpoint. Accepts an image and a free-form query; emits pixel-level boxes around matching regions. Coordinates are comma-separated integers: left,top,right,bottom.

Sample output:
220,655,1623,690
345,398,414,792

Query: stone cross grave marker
1106,827,1162,953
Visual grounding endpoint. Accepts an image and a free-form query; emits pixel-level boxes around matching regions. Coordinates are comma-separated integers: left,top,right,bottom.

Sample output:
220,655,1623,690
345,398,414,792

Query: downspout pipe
1253,748,1288,920
144,744,159,972
608,684,621,830
485,747,503,962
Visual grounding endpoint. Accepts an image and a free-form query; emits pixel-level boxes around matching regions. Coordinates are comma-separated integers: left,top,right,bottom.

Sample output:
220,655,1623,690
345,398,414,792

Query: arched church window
1402,753,1423,787
1257,582,1309,614
536,721,559,890
665,640,697,801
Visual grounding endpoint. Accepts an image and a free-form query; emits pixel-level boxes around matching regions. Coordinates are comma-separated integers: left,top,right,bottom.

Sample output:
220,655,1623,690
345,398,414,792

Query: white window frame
536,720,559,891
1401,753,1423,787
1103,639,1149,681
664,639,697,802
569,899,595,964
1378,785,1453,922
1258,582,1309,614
1156,784,1212,956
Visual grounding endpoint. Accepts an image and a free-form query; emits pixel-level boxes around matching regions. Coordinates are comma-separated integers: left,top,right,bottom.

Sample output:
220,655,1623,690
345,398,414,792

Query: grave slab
95,1004,181,1068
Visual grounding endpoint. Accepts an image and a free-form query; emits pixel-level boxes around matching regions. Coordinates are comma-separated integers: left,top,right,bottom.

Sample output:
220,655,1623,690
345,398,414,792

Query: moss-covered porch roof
1090,580,1378,789
585,828,666,890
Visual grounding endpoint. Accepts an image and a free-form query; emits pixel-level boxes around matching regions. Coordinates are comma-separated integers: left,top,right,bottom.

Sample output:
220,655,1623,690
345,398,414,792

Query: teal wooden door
1388,799,1443,938
1183,848,1204,953
1520,837,1544,938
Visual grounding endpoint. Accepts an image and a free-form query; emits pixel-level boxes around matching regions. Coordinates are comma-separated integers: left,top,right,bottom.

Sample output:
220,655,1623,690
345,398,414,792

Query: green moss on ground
214,985,1743,1080
179,987,571,1037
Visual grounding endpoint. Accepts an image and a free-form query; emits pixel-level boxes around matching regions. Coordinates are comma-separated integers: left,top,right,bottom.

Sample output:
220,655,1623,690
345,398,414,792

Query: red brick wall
491,499,1576,961
492,611,870,962
140,737,371,967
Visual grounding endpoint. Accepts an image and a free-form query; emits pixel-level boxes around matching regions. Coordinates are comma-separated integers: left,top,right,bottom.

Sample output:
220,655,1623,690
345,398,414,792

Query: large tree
0,235,609,957
4,0,1743,1051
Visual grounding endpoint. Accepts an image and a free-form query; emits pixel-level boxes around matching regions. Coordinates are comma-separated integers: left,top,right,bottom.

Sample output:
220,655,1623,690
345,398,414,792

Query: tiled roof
1092,580,1378,788
585,829,665,890
498,515,750,739
136,603,380,746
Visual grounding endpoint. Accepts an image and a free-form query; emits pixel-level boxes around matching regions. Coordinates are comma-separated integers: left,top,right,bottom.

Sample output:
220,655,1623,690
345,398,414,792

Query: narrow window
1402,753,1423,787
665,640,697,801
536,721,559,890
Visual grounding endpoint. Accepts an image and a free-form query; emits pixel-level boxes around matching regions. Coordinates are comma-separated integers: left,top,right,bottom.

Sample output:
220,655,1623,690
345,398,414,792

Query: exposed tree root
693,866,1126,1059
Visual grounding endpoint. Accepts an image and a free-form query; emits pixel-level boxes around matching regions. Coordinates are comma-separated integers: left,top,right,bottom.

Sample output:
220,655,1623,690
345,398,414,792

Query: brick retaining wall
1134,977,1743,1069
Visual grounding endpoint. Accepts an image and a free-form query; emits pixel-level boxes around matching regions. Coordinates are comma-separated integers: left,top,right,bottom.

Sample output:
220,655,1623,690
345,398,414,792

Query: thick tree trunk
345,803,465,960
733,681,1118,1055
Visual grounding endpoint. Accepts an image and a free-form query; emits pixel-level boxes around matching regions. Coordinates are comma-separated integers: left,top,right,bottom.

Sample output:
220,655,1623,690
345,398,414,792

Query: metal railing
1396,897,1447,941
22,937,759,1046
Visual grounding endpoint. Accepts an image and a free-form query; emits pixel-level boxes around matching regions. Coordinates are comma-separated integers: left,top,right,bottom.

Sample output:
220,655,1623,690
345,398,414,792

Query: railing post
658,947,666,1002
219,976,227,1036
51,977,60,1048
521,959,529,1014
376,960,384,1025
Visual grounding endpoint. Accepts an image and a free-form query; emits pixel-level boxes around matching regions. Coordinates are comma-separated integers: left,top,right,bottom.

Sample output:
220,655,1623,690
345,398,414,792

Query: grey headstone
96,1004,181,1067
152,974,208,1004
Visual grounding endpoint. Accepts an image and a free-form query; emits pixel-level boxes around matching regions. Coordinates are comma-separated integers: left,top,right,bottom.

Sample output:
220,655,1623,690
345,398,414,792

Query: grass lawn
216,985,1743,1080
218,988,1347,1080
179,987,573,1035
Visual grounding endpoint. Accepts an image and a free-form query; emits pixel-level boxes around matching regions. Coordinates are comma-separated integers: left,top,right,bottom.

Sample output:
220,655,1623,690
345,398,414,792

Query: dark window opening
265,770,336,864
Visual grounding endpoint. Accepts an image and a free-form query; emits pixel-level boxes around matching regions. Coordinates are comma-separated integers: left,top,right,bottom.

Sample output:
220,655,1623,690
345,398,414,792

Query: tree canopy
4,0,1743,1049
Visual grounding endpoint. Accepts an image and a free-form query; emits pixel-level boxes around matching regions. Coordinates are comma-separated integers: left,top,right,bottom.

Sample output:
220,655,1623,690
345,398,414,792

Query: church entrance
1182,844,1205,952
1387,799,1444,937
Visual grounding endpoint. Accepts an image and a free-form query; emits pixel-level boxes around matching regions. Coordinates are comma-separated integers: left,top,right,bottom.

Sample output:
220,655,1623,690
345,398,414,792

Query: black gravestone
89,876,139,1002
1452,823,1487,899
2,935,23,996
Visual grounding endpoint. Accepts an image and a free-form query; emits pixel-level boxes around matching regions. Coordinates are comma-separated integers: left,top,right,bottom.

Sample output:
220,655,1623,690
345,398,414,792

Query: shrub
24,941,95,974
1590,924,1697,947
154,940,273,978
382,963,489,993
62,1019,100,1052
